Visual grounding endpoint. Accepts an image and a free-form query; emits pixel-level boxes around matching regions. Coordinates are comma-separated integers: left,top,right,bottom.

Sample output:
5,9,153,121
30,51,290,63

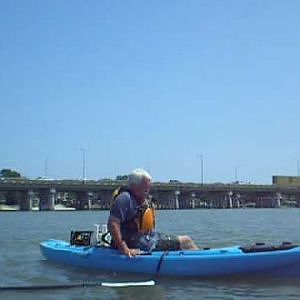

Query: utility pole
80,148,86,183
44,158,49,178
201,155,204,185
234,165,240,182
197,154,204,185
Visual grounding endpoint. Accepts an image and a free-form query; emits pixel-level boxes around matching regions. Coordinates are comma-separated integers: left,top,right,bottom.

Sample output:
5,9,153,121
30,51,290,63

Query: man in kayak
108,168,199,257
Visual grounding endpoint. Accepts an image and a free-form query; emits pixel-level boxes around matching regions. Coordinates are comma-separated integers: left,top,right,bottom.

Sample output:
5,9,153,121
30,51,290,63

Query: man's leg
178,235,199,250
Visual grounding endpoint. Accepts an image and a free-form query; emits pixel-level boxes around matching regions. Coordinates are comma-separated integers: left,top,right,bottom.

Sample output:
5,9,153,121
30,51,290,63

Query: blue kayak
40,239,300,278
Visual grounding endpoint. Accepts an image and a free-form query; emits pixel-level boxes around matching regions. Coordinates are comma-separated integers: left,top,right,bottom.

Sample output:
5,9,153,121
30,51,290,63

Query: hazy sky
1,0,299,183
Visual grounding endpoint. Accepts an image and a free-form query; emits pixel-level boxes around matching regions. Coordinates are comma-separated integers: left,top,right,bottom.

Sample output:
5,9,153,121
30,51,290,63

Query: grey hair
128,168,152,186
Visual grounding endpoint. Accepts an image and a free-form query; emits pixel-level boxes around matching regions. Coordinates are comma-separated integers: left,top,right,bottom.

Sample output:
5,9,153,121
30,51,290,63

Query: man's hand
122,245,141,257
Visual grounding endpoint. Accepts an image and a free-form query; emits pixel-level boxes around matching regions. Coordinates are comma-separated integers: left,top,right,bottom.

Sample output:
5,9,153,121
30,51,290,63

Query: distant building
273,176,300,186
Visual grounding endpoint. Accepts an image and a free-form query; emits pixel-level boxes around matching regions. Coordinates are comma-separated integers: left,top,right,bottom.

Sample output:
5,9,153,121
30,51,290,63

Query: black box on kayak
70,231,93,246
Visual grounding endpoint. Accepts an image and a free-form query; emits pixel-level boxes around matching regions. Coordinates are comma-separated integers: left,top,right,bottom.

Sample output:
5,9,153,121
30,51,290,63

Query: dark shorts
155,233,181,251
135,232,181,252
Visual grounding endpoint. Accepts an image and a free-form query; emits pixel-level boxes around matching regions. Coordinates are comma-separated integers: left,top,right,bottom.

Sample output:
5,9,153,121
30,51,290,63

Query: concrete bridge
1,178,300,210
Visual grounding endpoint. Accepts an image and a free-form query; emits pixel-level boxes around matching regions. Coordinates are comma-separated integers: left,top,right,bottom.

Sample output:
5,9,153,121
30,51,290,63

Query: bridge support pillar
276,192,282,208
179,192,192,209
75,191,93,210
39,188,56,211
222,194,228,208
174,190,180,209
191,193,196,209
228,191,233,209
87,193,92,210
20,190,35,211
154,190,178,209
236,194,241,208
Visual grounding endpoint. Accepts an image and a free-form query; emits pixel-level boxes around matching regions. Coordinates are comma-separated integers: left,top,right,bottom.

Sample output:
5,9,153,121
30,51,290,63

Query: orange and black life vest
111,186,155,232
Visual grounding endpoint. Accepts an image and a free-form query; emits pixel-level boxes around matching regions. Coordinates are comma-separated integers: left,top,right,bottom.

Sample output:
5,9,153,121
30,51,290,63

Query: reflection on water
1,209,300,299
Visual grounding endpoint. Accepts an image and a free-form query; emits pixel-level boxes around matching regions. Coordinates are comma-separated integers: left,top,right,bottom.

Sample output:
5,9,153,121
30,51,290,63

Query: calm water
1,209,300,299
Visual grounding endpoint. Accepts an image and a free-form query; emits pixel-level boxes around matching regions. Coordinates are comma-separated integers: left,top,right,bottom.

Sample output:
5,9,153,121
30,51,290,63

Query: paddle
0,280,155,291
0,250,167,291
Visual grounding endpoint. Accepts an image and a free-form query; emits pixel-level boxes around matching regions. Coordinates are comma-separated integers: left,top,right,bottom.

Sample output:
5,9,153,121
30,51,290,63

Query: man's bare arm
108,216,126,252
108,216,140,257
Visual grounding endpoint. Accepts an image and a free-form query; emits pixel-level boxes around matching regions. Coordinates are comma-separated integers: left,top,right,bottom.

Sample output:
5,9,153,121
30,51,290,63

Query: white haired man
108,168,198,257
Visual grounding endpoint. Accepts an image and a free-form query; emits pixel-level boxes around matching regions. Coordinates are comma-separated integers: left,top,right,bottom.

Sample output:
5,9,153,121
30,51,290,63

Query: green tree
115,175,129,181
0,169,21,178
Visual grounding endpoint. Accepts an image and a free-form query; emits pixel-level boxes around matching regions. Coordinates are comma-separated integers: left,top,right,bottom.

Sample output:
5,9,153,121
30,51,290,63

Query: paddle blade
101,280,155,287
